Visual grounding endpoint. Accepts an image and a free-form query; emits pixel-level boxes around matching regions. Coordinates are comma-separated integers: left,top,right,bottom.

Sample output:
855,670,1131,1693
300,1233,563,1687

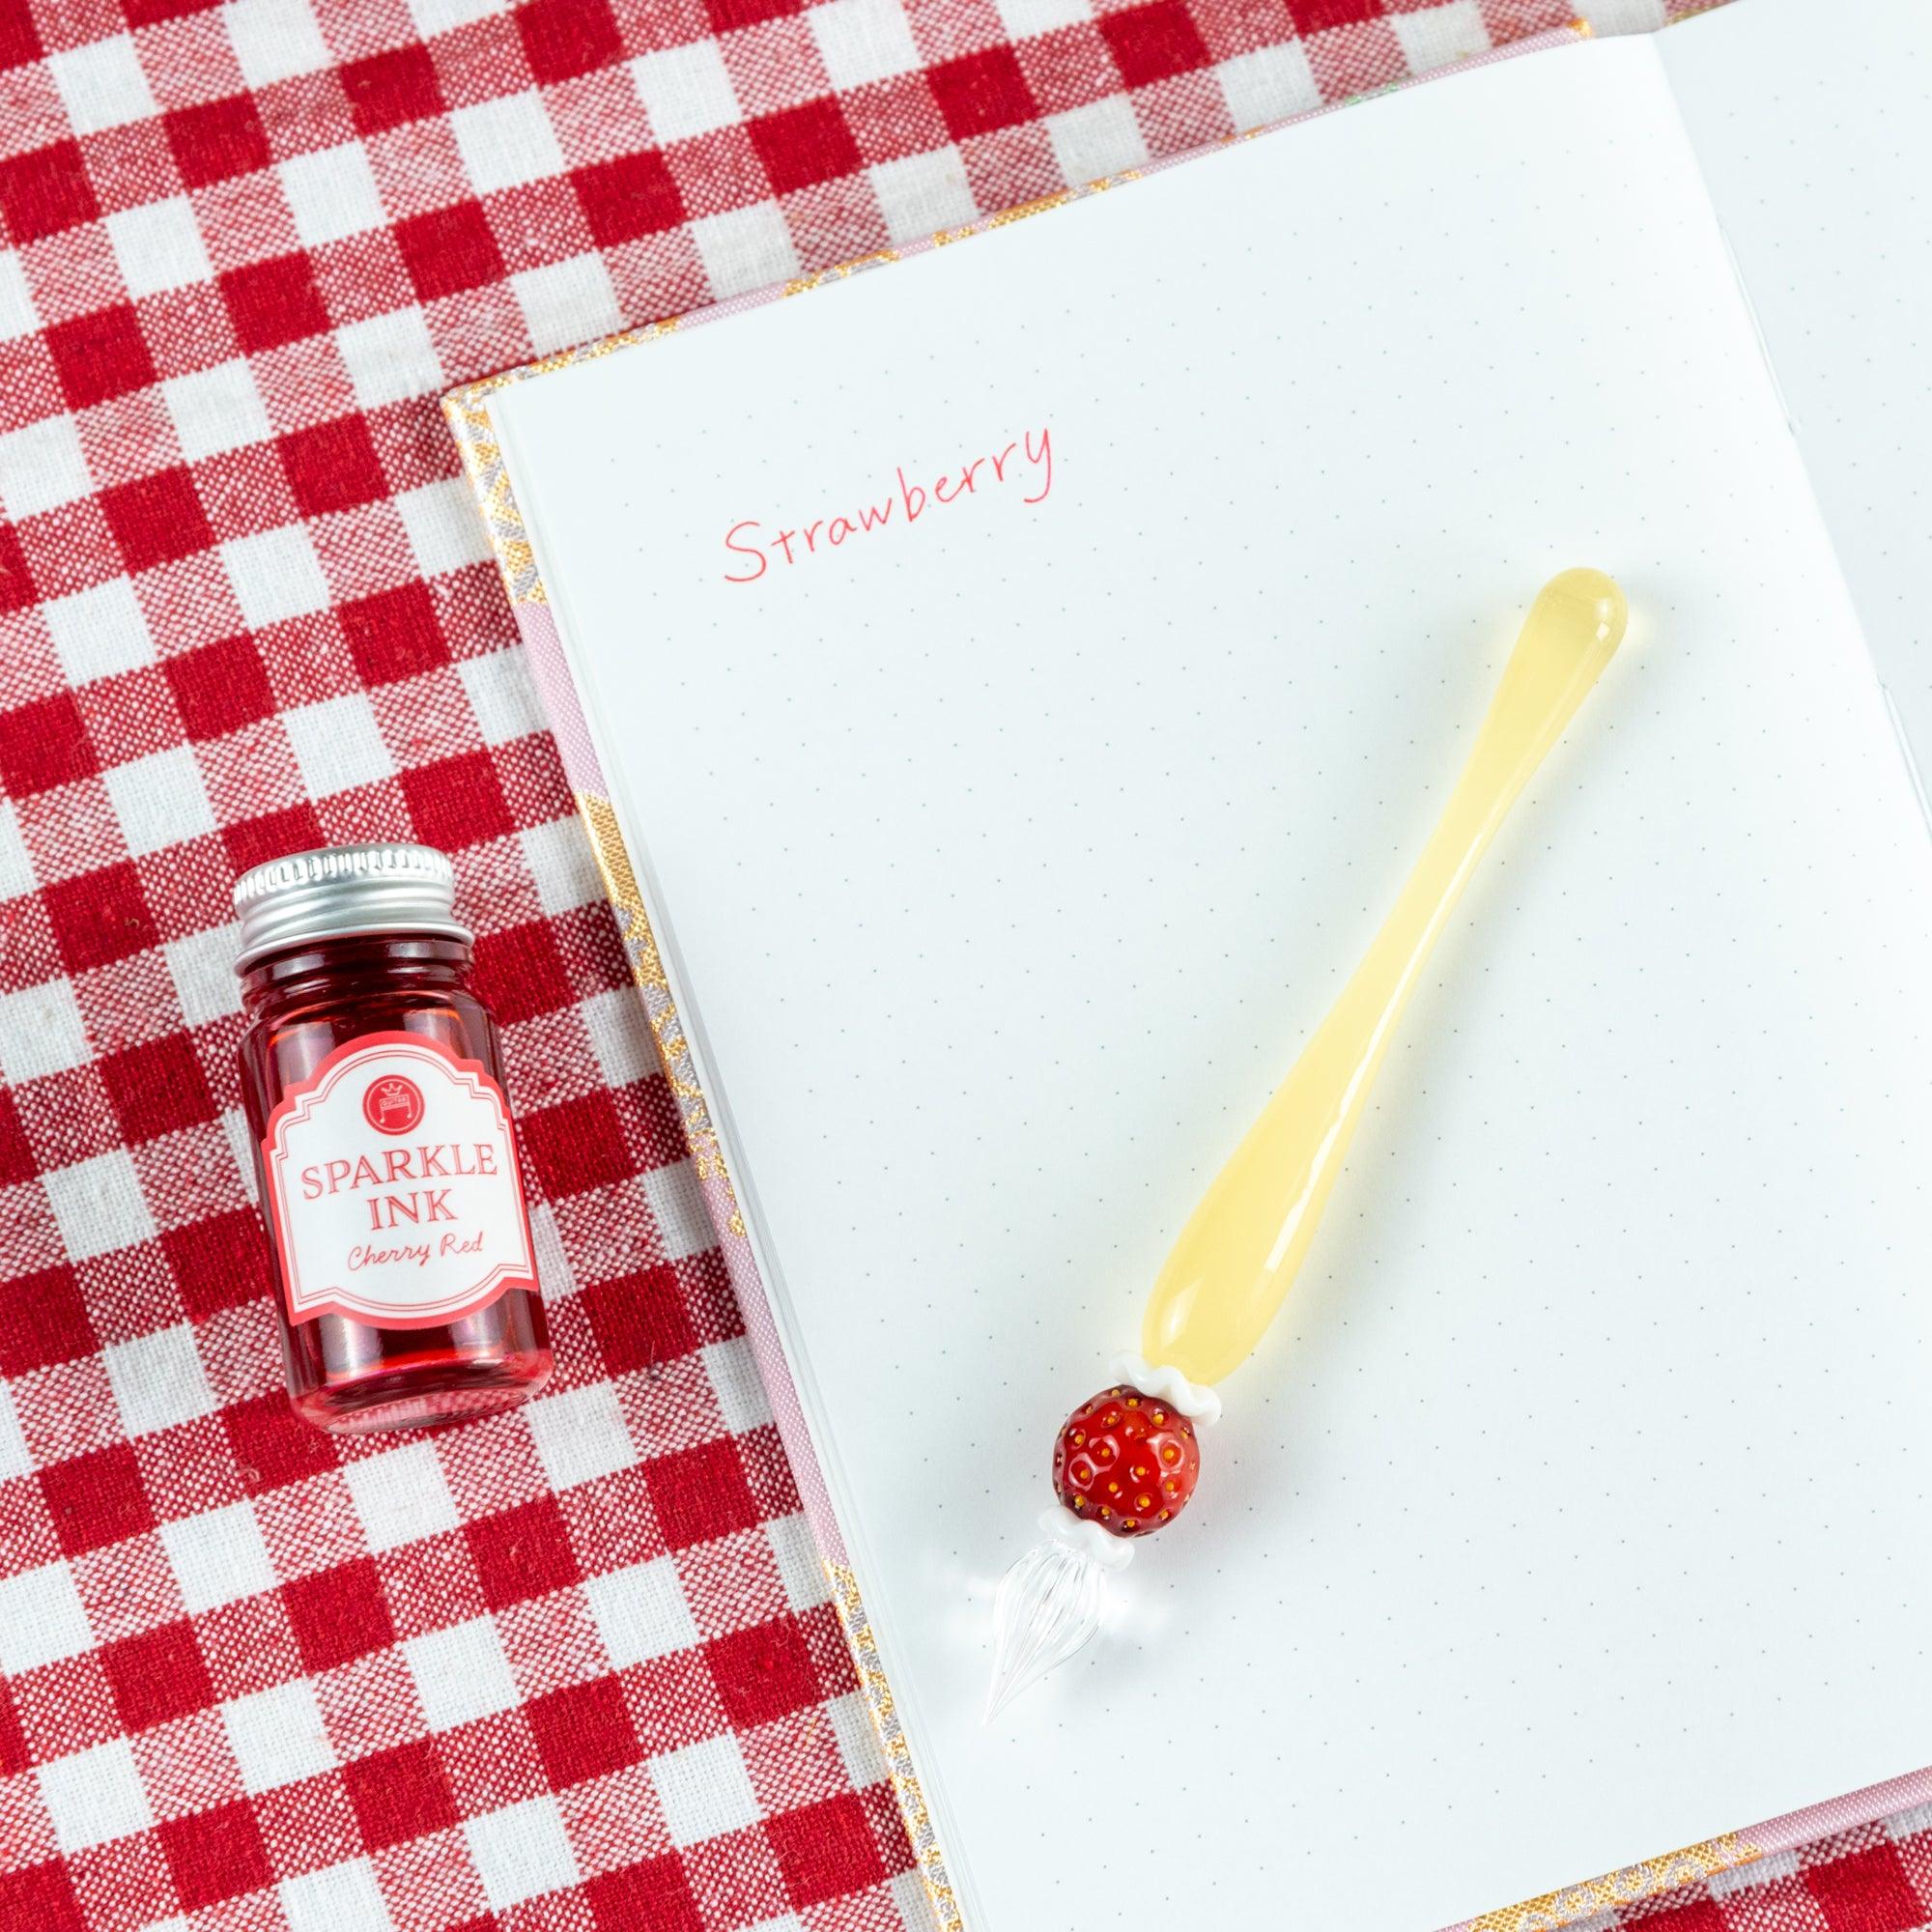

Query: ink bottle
234,843,552,1434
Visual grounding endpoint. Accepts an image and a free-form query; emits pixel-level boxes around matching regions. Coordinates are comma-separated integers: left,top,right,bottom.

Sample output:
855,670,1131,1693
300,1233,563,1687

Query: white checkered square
0,253,31,341
526,1381,636,1492
1044,98,1146,183
103,744,217,857
278,144,389,248
220,526,331,628
640,1159,713,1264
160,1500,277,1614
220,1679,336,1794
462,1796,580,1910
990,0,1091,38
1215,41,1321,131
335,308,444,411
867,151,978,242
456,649,542,748
1388,0,1490,70
809,0,923,90
701,1336,771,1435
405,0,499,28
520,817,604,917
165,925,244,1029
0,414,96,520
344,1440,462,1552
0,1380,30,1483
404,1615,522,1730
584,1556,700,1667
763,1514,831,1613
104,197,214,300
222,0,332,87
45,35,157,135
42,577,154,684
0,1562,95,1674
688,204,799,299
279,1859,395,1932
630,43,743,144
512,255,623,357
451,91,567,196
37,1738,154,1853
103,1322,218,1437
581,985,656,1089
42,1147,158,1261
282,693,396,796
822,1690,885,1791
1587,0,1669,29
650,1734,760,1846
0,978,94,1083
396,478,496,578
0,798,32,899
163,359,275,464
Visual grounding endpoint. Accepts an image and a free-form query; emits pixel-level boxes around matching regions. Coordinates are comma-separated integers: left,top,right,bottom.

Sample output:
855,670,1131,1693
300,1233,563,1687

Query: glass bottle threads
234,842,552,1434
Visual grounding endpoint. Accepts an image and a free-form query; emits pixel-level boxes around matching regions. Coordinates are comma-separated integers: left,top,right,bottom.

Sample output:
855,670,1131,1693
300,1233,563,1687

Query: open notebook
449,2,1932,1925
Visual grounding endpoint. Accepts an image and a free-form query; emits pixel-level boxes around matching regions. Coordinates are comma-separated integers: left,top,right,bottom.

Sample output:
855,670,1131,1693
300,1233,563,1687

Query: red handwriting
724,427,1054,583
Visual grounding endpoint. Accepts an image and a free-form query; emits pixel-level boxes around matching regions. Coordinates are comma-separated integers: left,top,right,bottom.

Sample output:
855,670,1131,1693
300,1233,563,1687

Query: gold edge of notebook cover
826,1560,967,1932
573,791,746,1236
1466,1832,1760,1931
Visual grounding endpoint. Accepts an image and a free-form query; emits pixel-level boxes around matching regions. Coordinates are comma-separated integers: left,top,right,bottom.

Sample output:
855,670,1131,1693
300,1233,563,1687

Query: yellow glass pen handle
1142,569,1628,1385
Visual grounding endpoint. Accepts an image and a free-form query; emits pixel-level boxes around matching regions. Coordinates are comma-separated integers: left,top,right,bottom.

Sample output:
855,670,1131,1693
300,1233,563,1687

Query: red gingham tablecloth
8,0,1932,1928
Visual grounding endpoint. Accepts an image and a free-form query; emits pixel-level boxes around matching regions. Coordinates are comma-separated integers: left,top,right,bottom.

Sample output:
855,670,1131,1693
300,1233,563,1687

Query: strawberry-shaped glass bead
1052,1383,1202,1537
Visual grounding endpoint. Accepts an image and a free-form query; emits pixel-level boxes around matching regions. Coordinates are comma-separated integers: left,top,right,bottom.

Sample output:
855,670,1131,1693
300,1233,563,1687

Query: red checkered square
585,1854,705,1931
706,1616,822,1729
218,251,331,352
0,693,99,795
467,1493,582,1607
0,1265,97,1376
1291,0,1386,26
98,1034,217,1142
344,1740,460,1847
282,1556,399,1670
926,46,1040,138
157,1798,274,1908
393,199,507,299
341,44,448,135
0,1863,87,1932
40,1442,155,1555
162,95,272,189
1100,0,1214,84
747,97,865,193
0,140,99,244
768,1793,888,1910
277,414,388,516
572,150,687,244
100,1621,216,1732
646,1440,761,1552
527,1674,643,1786
0,522,40,613
1805,1843,1926,1931
161,635,276,739
400,746,515,848
518,0,625,84
44,304,158,410
97,466,213,573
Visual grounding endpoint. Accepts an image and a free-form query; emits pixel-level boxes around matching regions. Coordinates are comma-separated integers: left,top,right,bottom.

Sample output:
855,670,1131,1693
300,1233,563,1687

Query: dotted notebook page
1662,0,1932,762
489,37,1932,1932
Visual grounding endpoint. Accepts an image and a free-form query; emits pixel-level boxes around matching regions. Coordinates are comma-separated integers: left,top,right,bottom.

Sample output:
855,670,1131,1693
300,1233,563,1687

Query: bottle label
262,1032,537,1329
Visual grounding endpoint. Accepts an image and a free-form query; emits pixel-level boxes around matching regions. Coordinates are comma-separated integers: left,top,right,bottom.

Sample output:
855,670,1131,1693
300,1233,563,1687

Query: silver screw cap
233,842,471,970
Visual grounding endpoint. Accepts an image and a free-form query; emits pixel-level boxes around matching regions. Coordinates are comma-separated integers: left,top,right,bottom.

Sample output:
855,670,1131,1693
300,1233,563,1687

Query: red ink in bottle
234,843,552,1434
